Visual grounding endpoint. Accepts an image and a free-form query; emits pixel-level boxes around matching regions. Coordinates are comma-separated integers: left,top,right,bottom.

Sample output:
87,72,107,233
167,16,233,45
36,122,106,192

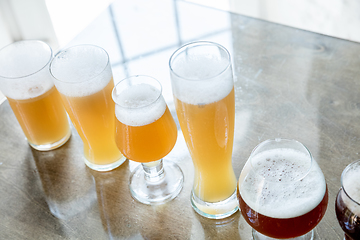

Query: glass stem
141,159,165,182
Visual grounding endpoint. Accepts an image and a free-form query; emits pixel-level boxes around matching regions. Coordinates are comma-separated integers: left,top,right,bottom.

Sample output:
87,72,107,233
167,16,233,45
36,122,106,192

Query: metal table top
1,0,358,239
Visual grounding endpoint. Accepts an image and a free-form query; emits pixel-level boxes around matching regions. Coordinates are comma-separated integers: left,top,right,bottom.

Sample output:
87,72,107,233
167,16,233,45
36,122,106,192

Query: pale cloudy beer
174,88,236,203
50,45,125,171
170,42,238,219
0,41,71,150
114,83,177,163
112,75,183,205
238,139,328,239
7,87,70,148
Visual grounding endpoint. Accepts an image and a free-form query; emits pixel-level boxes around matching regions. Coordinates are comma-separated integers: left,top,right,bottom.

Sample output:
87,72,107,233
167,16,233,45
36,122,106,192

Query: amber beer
59,79,122,164
50,45,125,171
112,75,184,205
170,41,238,218
238,189,328,238
0,40,70,150
335,160,360,240
7,86,70,147
238,145,328,239
114,83,177,162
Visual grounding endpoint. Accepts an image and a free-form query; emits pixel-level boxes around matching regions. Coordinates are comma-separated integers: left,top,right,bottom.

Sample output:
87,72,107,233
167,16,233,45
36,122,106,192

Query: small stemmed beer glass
112,75,184,205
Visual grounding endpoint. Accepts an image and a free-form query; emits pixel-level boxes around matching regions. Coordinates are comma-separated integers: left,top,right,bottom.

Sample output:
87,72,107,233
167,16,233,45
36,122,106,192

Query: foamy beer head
0,40,54,100
112,75,166,127
342,160,360,215
169,41,234,105
239,139,327,219
50,45,112,96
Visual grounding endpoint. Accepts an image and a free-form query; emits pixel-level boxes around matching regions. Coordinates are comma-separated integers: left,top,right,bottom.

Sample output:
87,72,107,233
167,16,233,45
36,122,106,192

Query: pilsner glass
0,40,71,151
112,75,184,205
169,41,238,219
335,160,360,240
50,45,126,171
238,139,328,240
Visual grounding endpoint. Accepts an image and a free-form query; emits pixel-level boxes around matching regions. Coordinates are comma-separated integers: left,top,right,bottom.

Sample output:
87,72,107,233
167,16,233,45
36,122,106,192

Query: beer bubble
28,86,44,96
50,46,111,98
240,148,326,219
0,41,54,100
114,84,166,127
171,54,233,106
342,163,360,215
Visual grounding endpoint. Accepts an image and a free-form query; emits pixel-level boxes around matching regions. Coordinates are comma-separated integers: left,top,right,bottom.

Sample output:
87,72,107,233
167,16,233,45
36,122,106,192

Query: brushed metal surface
1,0,359,239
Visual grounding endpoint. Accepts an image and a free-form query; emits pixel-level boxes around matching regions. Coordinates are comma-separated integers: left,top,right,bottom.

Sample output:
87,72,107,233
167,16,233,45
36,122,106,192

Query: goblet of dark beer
238,139,328,240
335,160,360,240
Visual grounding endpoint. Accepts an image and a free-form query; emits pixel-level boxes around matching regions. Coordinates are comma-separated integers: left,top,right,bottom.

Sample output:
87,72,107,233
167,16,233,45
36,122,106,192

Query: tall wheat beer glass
112,75,184,205
0,40,71,151
238,139,328,240
169,41,238,219
50,45,126,171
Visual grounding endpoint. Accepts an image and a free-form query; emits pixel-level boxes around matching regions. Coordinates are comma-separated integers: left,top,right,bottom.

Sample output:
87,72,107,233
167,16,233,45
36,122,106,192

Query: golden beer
113,76,184,205
8,86,70,147
50,45,125,171
115,107,177,163
175,88,236,202
0,40,71,150
170,41,238,218
60,79,122,165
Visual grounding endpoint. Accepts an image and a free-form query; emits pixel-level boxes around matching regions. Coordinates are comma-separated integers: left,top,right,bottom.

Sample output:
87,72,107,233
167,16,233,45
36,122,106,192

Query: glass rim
0,40,53,79
341,159,360,206
49,44,110,84
169,41,231,81
112,75,163,109
249,138,314,183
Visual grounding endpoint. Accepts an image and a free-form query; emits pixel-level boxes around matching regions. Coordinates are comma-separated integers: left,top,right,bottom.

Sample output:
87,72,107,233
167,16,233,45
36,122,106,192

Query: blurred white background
190,0,360,43
1,0,360,101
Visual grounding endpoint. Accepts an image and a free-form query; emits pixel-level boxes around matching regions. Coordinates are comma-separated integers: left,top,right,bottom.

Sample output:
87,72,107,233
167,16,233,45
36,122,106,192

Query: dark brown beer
238,188,328,239
238,145,328,239
336,189,360,240
335,160,360,240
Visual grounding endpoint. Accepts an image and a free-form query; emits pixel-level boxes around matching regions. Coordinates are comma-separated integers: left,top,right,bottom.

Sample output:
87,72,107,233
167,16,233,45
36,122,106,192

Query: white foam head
342,161,360,215
239,148,326,219
50,45,111,97
0,40,54,100
170,42,234,105
113,83,166,127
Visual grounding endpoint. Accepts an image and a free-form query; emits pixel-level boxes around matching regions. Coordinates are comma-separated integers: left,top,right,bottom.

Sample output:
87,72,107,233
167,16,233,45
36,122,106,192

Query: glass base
84,155,127,172
252,229,314,240
344,234,355,240
29,130,71,151
129,160,184,205
191,189,239,219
